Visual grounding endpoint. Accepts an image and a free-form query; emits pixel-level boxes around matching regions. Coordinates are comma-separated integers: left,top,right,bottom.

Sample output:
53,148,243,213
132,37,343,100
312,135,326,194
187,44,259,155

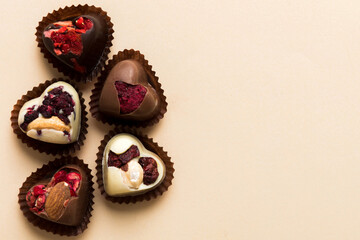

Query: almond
27,116,71,132
44,182,71,221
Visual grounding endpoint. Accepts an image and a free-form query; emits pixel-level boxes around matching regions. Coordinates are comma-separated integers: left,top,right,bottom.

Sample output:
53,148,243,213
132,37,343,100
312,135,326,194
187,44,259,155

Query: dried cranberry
139,157,159,185
108,145,140,168
20,86,75,130
20,109,39,131
37,105,54,118
114,81,147,114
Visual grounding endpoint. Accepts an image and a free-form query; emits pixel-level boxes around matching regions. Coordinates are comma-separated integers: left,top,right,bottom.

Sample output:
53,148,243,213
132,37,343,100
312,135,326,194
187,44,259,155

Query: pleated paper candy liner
89,49,168,128
96,127,174,204
35,4,114,82
18,156,95,236
10,78,88,156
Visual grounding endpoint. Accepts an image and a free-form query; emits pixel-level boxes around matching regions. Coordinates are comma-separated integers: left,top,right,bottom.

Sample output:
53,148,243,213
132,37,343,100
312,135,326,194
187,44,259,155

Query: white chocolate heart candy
18,81,81,144
102,133,165,196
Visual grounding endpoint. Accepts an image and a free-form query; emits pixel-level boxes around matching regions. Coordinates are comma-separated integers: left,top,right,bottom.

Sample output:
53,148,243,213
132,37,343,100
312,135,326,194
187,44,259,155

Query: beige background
1,0,360,239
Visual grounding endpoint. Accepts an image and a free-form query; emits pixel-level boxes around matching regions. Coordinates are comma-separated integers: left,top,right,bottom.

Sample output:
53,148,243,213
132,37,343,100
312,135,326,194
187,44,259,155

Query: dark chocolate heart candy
42,15,107,74
25,164,89,226
99,60,160,121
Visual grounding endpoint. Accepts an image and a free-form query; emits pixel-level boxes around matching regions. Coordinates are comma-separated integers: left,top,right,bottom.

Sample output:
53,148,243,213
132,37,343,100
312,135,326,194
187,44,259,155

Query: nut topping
45,182,71,221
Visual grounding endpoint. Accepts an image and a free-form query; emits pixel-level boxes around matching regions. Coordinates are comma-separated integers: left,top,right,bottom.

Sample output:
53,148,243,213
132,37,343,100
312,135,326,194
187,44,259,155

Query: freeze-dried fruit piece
139,157,159,185
115,81,147,114
107,145,140,168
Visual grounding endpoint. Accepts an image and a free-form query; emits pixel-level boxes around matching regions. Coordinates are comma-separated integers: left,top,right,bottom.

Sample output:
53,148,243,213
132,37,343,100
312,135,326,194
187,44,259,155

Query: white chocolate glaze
18,81,81,144
103,133,165,196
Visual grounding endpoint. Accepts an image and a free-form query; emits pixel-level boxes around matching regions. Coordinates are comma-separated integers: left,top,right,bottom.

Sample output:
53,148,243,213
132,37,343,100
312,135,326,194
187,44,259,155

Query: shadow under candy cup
18,156,95,236
96,127,174,204
36,4,114,82
90,49,168,128
10,78,88,156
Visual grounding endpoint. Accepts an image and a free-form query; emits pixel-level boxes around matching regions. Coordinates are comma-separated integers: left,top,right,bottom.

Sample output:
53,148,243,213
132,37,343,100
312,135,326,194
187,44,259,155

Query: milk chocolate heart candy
102,133,166,196
18,81,81,144
99,60,161,121
42,15,107,75
25,165,89,226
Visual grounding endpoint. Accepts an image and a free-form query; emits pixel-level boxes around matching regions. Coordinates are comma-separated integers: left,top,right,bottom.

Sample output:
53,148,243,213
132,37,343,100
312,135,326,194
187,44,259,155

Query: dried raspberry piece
75,17,84,28
26,185,47,213
108,145,140,168
50,28,83,55
66,172,81,196
139,157,159,185
33,185,46,196
49,170,67,187
114,81,147,114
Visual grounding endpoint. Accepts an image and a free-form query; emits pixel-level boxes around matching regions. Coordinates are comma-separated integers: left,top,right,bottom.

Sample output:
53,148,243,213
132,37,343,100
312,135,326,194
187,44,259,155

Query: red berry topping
26,185,47,213
20,86,75,131
138,157,159,185
114,81,147,114
66,172,81,196
75,17,93,30
33,185,46,196
50,170,67,186
108,145,140,169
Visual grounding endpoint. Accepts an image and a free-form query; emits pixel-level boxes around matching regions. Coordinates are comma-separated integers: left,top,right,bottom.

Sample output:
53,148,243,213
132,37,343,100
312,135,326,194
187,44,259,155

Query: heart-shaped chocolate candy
99,60,160,121
42,15,107,74
18,81,81,144
26,165,88,226
103,133,165,196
